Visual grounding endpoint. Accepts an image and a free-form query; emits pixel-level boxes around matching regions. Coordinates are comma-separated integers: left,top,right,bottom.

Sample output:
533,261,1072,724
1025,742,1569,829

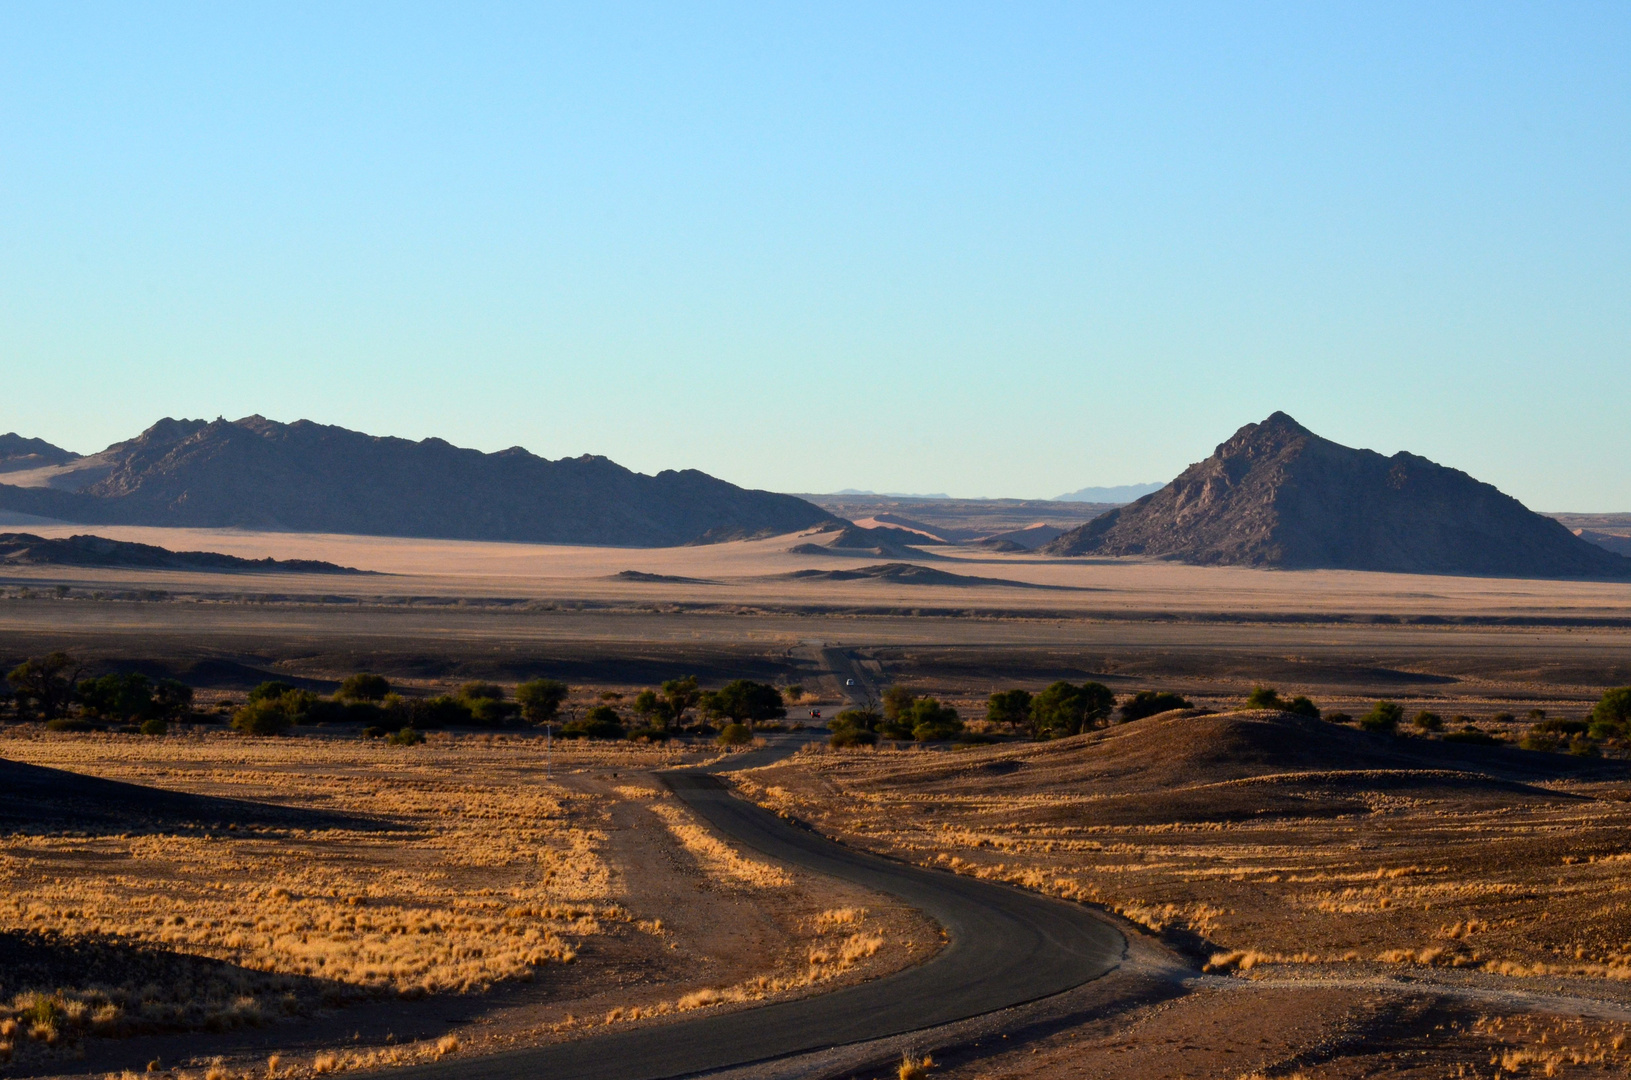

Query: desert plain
3,522,1631,1079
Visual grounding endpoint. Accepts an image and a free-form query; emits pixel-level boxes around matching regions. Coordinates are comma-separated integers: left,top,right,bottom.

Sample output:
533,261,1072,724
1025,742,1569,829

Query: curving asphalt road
386,752,1124,1080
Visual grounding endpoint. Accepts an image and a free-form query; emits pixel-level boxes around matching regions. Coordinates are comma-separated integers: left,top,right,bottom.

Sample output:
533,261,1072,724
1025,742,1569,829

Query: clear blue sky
2,3,1627,508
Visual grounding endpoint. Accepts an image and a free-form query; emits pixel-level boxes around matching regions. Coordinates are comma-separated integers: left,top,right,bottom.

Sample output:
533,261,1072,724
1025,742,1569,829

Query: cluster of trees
829,686,964,747
232,674,574,737
560,678,787,743
982,681,1194,741
3,652,194,734
1305,685,1631,758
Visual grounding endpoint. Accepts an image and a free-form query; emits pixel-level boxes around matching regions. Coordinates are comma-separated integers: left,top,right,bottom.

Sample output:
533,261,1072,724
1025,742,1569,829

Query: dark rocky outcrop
0,532,365,574
0,416,836,547
1043,412,1631,579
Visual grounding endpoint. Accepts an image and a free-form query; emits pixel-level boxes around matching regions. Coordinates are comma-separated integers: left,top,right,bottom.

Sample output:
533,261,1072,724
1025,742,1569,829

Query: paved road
386,747,1124,1080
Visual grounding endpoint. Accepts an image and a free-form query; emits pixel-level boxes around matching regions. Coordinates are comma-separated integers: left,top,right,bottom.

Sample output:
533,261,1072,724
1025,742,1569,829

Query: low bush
1519,730,1559,752
1119,690,1192,722
361,726,387,739
385,726,425,746
1360,701,1403,733
45,717,94,732
1442,728,1502,746
1324,711,1352,724
716,723,753,747
338,673,391,702
561,705,625,740
139,717,167,736
1413,711,1444,731
231,700,293,736
829,727,878,748
1245,685,1284,709
1590,687,1631,737
1285,695,1321,719
907,698,963,741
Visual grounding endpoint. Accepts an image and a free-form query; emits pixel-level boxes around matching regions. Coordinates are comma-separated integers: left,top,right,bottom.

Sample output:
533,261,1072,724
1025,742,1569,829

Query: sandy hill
822,710,1614,826
0,416,835,547
0,532,364,574
1042,412,1631,579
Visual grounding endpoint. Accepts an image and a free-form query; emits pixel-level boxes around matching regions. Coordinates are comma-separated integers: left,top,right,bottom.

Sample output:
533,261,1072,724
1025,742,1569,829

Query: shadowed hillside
0,416,837,547
830,710,1615,825
1043,412,1631,579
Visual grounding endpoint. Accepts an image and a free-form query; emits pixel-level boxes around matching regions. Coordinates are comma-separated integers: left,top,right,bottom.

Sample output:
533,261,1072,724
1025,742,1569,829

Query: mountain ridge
0,416,836,547
1042,412,1631,579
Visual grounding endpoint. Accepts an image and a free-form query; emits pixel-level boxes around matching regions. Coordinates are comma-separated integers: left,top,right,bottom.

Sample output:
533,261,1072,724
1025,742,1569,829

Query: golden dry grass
743,716,1631,994
0,730,696,1049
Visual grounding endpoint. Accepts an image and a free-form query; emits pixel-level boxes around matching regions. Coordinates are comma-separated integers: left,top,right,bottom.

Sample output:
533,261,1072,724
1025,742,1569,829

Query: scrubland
0,730,929,1079
745,711,1631,1078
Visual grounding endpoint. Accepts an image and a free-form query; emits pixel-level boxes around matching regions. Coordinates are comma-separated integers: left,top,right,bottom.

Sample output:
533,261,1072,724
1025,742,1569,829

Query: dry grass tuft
898,1051,936,1079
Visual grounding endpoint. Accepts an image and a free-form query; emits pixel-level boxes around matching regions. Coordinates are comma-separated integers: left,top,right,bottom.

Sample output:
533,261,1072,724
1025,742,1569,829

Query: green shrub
248,681,295,704
1569,736,1601,757
516,678,569,724
45,717,94,732
407,695,474,728
338,673,391,702
1413,711,1443,731
1119,690,1192,723
829,727,878,748
77,672,154,722
1245,686,1284,710
882,685,916,722
139,716,167,736
1442,728,1501,746
231,699,293,736
1590,687,1631,733
715,722,753,747
385,726,425,746
830,707,880,733
1324,711,1352,724
1359,701,1403,733
1534,716,1588,735
361,726,387,739
1519,729,1559,752
1285,696,1321,719
1491,712,1516,724
562,705,625,740
908,698,963,741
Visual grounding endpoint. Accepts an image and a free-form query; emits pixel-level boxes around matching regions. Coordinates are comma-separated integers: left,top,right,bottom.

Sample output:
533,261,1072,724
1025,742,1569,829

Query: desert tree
702,680,785,726
661,676,701,726
986,689,1033,729
516,678,569,725
1028,680,1114,739
7,652,82,721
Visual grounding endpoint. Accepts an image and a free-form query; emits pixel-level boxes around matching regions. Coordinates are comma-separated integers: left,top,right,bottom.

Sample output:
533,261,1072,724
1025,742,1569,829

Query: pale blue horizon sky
2,4,1627,509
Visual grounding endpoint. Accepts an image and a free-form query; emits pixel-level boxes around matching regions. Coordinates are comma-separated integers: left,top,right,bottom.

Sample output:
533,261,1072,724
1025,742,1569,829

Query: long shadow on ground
0,756,393,836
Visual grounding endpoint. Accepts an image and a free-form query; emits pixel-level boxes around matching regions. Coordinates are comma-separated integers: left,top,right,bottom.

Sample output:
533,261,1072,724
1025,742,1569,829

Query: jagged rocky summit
1042,412,1631,579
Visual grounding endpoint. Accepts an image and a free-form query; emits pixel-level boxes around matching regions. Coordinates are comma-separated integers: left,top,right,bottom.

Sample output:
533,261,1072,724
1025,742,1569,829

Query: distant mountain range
0,417,835,547
1052,483,1164,503
1042,413,1631,579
